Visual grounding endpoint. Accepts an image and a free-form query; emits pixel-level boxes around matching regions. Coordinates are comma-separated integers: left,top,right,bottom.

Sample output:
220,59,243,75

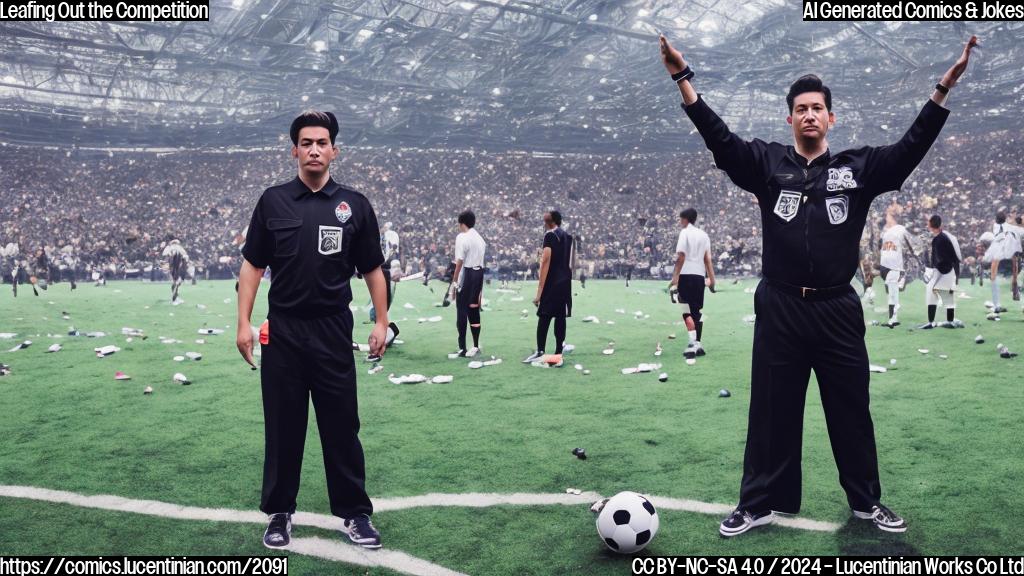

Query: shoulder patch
335,201,352,224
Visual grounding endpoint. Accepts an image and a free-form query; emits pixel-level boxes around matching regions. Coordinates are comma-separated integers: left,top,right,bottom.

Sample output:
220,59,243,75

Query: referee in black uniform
236,111,389,549
660,34,978,536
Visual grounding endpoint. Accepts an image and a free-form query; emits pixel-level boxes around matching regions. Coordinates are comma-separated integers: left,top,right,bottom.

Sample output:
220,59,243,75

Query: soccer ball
596,491,659,554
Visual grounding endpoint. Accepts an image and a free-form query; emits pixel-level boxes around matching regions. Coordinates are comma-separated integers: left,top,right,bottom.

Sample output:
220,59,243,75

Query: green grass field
1,277,1022,574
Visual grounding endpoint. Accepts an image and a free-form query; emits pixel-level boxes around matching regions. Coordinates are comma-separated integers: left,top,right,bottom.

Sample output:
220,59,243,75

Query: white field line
0,485,840,575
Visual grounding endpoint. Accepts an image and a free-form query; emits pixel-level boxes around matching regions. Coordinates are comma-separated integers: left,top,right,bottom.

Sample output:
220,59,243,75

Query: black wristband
671,66,694,83
934,83,949,95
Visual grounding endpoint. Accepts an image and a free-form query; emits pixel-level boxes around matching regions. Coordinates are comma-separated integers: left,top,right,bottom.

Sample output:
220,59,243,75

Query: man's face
787,92,834,144
543,213,554,229
291,126,337,175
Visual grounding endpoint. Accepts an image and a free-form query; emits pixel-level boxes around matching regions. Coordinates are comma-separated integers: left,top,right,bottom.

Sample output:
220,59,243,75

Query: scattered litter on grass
620,363,661,375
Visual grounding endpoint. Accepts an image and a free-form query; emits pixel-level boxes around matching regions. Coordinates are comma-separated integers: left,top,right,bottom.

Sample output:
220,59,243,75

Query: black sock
927,305,936,323
471,326,480,348
947,308,955,322
888,305,894,319
536,316,551,353
695,320,704,342
554,317,566,354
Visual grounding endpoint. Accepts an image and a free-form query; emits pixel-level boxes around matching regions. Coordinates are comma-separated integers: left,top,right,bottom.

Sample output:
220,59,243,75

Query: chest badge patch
827,166,858,192
318,225,343,255
773,190,802,222
825,195,849,225
335,201,352,224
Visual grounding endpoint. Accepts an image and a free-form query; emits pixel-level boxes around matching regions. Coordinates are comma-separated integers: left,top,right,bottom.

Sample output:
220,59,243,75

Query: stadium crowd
1,130,1021,286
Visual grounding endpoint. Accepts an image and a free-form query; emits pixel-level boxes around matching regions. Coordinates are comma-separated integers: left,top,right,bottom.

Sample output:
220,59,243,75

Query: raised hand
659,35,686,76
941,35,979,89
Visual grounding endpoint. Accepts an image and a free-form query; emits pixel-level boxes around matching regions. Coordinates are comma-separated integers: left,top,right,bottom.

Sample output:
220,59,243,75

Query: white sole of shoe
719,513,773,537
876,522,908,533
341,525,382,549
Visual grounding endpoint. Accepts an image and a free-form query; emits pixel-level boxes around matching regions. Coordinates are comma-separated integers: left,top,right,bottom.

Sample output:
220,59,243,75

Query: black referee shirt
242,176,384,319
543,227,573,286
684,96,949,288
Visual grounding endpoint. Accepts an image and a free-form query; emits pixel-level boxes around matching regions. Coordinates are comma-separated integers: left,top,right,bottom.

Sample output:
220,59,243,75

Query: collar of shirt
288,176,341,199
787,146,831,168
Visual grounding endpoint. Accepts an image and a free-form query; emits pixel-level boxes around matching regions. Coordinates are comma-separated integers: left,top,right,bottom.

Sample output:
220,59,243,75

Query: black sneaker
917,322,934,330
263,513,292,548
694,343,706,357
853,504,907,533
719,509,773,537
343,514,381,549
684,344,697,360
884,319,900,328
522,350,544,363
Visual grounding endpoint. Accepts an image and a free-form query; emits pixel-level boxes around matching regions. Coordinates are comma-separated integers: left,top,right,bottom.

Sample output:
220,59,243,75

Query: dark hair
290,110,339,145
786,74,832,113
546,210,562,226
679,208,698,224
929,214,942,229
996,211,1006,225
458,210,476,228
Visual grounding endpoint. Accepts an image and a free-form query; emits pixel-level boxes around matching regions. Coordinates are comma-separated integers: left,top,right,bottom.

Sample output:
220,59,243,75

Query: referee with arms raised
660,34,978,536
236,110,389,549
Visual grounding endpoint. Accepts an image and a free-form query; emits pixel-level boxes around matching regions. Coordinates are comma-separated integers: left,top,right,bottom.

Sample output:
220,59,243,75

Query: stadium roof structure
0,0,1021,152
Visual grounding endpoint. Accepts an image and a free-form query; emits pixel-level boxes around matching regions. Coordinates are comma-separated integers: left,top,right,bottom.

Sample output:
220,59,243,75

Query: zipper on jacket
803,168,814,276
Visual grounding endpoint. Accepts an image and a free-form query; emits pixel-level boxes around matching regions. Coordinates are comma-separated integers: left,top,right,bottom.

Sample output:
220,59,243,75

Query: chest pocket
824,194,850,225
772,190,802,223
267,218,302,258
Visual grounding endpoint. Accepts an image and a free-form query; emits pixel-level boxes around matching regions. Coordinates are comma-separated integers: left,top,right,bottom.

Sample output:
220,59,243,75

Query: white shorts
926,269,957,292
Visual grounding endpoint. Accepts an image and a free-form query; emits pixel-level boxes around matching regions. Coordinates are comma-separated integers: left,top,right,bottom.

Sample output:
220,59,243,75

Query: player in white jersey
450,210,487,357
982,212,1021,313
162,239,189,302
878,210,915,328
669,208,716,360
367,222,402,358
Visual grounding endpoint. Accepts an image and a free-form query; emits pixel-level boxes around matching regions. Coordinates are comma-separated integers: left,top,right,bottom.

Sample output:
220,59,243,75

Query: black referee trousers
259,310,373,518
738,280,881,515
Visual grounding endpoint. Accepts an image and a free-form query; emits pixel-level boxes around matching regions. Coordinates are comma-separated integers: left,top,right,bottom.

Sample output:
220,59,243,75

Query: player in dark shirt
523,210,573,366
920,214,963,329
660,33,978,537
